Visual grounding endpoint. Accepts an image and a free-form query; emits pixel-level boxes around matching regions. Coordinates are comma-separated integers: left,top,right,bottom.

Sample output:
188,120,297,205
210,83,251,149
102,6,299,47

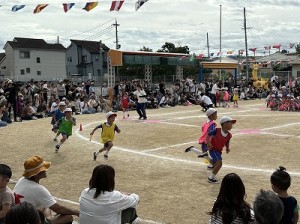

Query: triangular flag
83,2,98,11
135,0,148,11
110,1,124,11
227,50,233,54
63,3,75,13
290,43,295,48
249,48,257,52
196,54,203,59
189,55,195,62
33,4,48,13
264,46,271,50
12,5,25,12
273,44,281,49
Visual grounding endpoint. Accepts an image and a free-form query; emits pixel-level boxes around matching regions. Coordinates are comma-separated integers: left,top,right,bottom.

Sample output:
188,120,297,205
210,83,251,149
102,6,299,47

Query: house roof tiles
70,39,109,53
7,37,66,51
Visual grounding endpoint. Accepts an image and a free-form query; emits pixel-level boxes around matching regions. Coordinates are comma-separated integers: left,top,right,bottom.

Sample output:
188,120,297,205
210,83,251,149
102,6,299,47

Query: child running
270,166,299,224
185,108,217,166
91,111,121,160
121,92,130,119
54,108,76,152
207,116,236,183
51,101,66,141
232,87,239,107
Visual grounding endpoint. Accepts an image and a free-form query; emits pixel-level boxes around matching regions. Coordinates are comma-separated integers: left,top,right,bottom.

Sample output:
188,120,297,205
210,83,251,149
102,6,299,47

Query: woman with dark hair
5,202,41,224
133,84,147,120
80,165,140,224
208,173,255,224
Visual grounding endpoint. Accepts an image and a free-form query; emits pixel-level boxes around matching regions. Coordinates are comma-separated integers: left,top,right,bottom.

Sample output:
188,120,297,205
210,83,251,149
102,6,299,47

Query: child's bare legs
55,134,68,152
94,141,113,160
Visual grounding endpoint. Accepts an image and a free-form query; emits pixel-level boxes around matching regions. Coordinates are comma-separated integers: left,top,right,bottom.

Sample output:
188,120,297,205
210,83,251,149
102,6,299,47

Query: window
95,57,99,62
69,57,72,62
82,55,87,63
20,69,25,75
37,71,41,75
20,51,30,58
26,68,30,73
1,66,6,69
37,57,40,63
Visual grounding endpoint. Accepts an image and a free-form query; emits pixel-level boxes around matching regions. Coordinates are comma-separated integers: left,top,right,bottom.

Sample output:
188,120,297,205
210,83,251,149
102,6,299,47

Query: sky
0,0,300,57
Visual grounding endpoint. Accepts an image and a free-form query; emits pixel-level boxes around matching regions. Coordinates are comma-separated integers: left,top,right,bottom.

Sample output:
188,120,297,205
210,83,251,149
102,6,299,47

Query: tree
139,46,153,52
157,42,189,54
296,44,300,54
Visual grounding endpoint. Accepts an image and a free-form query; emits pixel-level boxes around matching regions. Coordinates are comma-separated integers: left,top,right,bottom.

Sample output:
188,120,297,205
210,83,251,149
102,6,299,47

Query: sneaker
55,144,60,152
185,146,193,153
207,177,218,183
93,152,97,161
143,117,147,120
104,154,108,160
138,117,143,120
198,151,208,158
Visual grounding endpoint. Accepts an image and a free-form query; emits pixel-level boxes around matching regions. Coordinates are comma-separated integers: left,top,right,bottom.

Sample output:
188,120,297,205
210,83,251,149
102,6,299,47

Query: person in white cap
185,108,217,166
90,111,121,160
54,108,76,152
51,101,66,141
206,116,236,183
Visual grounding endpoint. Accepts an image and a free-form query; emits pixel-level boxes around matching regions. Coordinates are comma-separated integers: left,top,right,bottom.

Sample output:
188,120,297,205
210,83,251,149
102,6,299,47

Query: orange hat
23,156,51,178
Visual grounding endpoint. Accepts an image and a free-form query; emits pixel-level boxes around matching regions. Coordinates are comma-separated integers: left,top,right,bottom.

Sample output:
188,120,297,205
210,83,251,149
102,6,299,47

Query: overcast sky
1,0,300,57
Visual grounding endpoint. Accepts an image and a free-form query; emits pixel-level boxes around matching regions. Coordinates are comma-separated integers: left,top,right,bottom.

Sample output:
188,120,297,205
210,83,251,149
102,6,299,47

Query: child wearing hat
207,116,236,183
0,164,14,223
185,108,217,167
90,111,121,160
51,101,66,141
54,108,76,152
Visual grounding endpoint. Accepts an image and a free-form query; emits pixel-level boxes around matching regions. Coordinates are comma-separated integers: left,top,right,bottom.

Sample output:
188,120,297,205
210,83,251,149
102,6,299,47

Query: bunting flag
33,4,48,13
135,0,148,11
210,53,215,57
264,46,271,50
226,50,234,54
189,55,195,62
289,43,295,48
217,52,222,56
272,44,281,49
83,2,98,11
63,3,75,13
110,1,124,11
239,49,245,55
12,5,25,12
249,48,257,52
196,54,203,59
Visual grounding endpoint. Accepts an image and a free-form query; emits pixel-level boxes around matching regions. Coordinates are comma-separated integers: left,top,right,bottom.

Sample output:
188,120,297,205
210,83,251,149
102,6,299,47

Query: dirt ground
1,99,300,224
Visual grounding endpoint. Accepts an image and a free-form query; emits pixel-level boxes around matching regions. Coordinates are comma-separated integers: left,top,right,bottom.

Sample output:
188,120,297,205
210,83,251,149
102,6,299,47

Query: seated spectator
13,156,79,224
79,164,140,224
0,105,9,127
208,173,255,223
21,101,37,120
88,95,99,112
0,164,14,223
5,202,41,224
80,97,96,114
253,189,284,224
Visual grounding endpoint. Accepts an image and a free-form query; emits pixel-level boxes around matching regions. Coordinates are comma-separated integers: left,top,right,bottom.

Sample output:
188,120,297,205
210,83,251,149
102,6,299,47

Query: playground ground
2,99,300,224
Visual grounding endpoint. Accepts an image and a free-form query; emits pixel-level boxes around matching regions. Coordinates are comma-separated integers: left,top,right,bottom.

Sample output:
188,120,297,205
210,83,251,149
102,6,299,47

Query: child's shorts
60,131,70,138
208,150,222,163
104,141,112,148
201,143,208,152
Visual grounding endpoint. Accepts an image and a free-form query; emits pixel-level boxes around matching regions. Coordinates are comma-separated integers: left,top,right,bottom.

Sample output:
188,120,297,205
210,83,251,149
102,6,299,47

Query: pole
244,7,249,81
207,32,210,57
219,5,222,79
113,19,120,50
99,40,103,85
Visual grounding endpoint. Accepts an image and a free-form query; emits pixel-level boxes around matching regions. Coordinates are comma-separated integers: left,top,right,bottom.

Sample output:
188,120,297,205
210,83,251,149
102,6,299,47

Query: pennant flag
33,4,48,13
83,2,98,11
239,49,245,55
227,50,234,54
249,48,257,52
12,5,25,12
63,3,75,13
217,52,222,56
210,53,215,57
189,55,195,62
264,46,271,50
135,0,148,11
289,43,295,48
110,1,124,11
272,44,281,49
196,54,203,59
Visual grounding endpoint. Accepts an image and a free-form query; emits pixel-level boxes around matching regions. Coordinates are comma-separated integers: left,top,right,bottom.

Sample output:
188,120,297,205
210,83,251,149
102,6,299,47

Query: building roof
256,52,299,63
6,37,66,51
70,39,110,54
0,53,5,62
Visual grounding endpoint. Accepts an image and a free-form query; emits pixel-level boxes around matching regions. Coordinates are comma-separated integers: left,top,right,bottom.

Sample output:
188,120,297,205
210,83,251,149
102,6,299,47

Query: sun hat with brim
64,108,72,113
58,102,66,106
23,156,51,178
106,111,117,119
220,116,236,125
206,108,217,117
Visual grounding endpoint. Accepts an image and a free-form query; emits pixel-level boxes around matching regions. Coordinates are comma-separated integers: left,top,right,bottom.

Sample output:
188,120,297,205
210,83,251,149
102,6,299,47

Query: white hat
206,108,217,117
62,97,67,100
64,108,72,113
106,111,117,119
220,116,236,125
58,102,66,106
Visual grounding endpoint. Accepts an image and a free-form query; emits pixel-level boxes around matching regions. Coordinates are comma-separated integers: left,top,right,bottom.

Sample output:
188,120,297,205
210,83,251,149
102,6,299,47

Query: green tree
157,42,189,54
139,46,153,52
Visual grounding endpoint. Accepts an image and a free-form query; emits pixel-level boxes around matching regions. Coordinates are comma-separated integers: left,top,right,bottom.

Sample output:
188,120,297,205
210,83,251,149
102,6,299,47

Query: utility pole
99,40,103,85
219,5,222,63
243,7,250,81
113,19,120,50
207,32,210,57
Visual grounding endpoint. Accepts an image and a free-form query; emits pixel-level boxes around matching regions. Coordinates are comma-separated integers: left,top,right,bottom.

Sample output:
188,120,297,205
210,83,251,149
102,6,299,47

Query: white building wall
292,64,300,78
1,45,14,79
13,49,66,81
66,43,79,76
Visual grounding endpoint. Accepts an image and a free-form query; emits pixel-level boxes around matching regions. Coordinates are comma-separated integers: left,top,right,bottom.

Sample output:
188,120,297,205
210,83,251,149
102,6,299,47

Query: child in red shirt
121,92,130,119
207,116,236,183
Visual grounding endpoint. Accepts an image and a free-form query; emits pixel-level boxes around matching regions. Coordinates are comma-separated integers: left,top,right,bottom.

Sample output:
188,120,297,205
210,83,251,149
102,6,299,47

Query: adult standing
13,156,79,224
80,165,140,224
210,80,219,107
133,84,147,120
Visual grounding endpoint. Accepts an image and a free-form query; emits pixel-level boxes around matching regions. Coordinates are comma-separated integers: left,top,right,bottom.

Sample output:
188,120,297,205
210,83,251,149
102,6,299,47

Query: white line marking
142,141,197,153
262,122,300,131
159,121,199,128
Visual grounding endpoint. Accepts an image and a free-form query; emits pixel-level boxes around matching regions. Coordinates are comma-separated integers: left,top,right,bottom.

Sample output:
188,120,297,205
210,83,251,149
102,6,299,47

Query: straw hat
23,156,51,178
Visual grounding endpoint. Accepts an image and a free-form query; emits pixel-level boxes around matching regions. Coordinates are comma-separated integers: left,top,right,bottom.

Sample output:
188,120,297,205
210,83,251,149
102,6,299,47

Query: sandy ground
1,99,300,224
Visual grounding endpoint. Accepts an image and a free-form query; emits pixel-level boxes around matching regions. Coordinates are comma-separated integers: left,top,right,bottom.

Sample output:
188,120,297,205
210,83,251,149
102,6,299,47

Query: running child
90,111,121,160
51,101,66,141
270,166,299,224
185,108,217,164
121,92,130,119
207,116,236,183
232,87,239,107
54,108,76,152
